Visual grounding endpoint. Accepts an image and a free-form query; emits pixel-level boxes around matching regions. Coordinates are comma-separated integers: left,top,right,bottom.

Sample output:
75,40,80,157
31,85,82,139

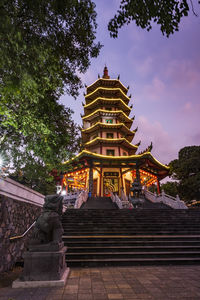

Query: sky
61,0,200,166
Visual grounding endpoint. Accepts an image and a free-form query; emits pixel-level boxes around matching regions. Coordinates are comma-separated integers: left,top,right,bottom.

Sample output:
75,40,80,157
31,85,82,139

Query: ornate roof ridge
86,78,128,94
138,142,153,155
62,149,170,171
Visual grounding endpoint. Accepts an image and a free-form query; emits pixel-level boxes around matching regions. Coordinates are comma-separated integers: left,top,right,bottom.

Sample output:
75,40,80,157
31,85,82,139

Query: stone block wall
0,178,44,273
0,195,42,273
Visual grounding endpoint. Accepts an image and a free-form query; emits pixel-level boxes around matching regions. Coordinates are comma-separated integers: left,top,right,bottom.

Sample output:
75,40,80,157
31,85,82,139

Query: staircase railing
121,189,132,208
110,192,123,209
10,221,36,241
144,189,188,209
74,190,88,209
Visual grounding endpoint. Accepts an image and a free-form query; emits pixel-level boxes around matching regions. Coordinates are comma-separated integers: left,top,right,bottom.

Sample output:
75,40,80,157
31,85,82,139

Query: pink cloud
135,57,153,76
142,77,166,101
135,116,178,164
182,101,192,112
166,59,200,88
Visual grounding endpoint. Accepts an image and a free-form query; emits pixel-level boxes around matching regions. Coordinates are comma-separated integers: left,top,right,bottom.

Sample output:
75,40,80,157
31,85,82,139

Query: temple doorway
103,177,119,197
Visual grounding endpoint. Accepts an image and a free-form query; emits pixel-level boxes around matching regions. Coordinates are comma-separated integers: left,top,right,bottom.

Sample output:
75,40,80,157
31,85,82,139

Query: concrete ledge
12,267,70,288
0,177,44,207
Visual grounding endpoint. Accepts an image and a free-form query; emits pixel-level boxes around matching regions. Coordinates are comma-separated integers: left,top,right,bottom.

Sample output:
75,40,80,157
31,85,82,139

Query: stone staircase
62,204,200,267
81,196,118,209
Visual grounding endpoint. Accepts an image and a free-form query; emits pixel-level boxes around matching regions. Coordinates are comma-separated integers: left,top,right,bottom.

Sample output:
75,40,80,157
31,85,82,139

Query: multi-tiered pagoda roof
61,67,169,196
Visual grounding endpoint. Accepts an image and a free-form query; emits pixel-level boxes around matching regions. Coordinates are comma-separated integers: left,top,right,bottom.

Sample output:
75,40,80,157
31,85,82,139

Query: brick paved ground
0,266,200,300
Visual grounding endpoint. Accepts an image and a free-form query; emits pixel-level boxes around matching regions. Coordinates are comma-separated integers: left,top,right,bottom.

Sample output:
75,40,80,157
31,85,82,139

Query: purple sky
61,0,200,166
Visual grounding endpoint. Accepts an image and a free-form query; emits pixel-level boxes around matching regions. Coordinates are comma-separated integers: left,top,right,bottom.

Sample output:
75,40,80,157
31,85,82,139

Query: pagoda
61,67,169,197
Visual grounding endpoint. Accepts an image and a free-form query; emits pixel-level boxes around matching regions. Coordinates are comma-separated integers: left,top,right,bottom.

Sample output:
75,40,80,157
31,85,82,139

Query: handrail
9,221,36,241
110,192,123,209
74,190,88,209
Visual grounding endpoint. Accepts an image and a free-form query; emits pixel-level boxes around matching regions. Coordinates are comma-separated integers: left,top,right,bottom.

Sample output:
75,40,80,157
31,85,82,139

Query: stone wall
0,178,44,273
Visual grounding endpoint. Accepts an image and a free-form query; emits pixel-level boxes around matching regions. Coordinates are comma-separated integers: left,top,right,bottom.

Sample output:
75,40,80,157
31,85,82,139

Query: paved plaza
0,265,200,300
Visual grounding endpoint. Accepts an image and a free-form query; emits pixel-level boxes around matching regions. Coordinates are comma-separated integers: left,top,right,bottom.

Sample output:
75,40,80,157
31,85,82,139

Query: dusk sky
61,0,200,166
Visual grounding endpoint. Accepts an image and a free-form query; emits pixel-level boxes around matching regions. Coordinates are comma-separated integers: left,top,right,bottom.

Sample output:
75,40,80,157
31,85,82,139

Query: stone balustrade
144,189,188,209
110,192,123,209
74,190,88,209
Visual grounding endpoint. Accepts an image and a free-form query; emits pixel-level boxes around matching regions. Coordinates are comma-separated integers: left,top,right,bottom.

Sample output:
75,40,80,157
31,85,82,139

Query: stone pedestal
22,246,67,281
13,243,69,287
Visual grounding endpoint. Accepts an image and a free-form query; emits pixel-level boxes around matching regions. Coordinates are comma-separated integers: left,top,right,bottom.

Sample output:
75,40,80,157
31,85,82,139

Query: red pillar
99,168,102,196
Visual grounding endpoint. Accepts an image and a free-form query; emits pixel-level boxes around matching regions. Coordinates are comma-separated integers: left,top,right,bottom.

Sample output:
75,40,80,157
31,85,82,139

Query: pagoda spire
102,65,110,79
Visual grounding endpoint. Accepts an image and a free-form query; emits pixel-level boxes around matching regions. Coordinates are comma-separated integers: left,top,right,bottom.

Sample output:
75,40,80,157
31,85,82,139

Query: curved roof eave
63,150,169,171
87,78,128,94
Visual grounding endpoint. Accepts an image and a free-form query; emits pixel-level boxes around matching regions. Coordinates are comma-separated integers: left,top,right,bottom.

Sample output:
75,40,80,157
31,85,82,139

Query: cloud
182,101,192,112
166,59,200,88
188,133,200,145
142,77,166,101
135,116,177,163
135,57,153,77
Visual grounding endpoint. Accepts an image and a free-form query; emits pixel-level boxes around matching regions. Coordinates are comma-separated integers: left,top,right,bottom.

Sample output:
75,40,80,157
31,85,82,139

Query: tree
170,146,200,203
108,0,199,38
0,0,101,134
0,98,80,194
0,98,81,194
0,0,102,192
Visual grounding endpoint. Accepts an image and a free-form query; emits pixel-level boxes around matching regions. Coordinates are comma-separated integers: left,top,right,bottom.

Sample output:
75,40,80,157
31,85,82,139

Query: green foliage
0,0,101,132
108,0,197,38
170,146,200,203
0,100,81,194
161,181,179,198
0,0,102,193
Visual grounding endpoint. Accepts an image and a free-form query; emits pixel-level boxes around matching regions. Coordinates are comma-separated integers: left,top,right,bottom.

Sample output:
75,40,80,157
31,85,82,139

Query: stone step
67,245,200,253
64,240,200,247
63,231,200,235
65,257,200,267
62,208,200,266
66,251,200,259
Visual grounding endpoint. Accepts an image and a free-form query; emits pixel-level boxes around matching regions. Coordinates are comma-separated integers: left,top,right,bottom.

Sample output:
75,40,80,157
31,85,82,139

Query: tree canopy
170,146,200,202
108,0,199,38
0,0,102,193
0,0,101,133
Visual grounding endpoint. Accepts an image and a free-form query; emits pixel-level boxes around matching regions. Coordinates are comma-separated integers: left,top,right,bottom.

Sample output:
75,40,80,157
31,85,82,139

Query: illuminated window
107,149,115,156
106,133,113,139
106,119,113,124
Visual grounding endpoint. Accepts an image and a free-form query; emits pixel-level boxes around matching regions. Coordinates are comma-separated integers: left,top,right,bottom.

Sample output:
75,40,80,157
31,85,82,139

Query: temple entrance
103,177,119,197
